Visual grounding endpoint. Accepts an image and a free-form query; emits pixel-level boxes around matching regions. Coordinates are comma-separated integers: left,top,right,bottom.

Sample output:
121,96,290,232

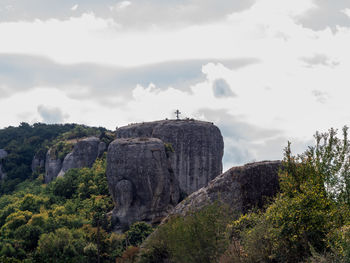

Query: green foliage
225,127,350,263
144,203,231,263
0,122,111,194
125,222,153,247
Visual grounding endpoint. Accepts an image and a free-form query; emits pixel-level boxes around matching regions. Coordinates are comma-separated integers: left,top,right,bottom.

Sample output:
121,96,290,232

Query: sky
1,0,350,170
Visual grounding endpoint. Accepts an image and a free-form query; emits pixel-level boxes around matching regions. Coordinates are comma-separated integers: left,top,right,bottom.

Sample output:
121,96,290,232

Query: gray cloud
0,0,256,27
301,54,340,68
196,108,312,170
37,105,67,123
212,78,236,98
297,0,350,30
312,90,329,104
0,54,259,105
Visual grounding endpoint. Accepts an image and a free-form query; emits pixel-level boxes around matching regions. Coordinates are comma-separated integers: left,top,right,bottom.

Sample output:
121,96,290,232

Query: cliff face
58,137,106,177
0,149,8,180
168,161,281,218
45,137,106,183
116,120,224,195
106,138,180,230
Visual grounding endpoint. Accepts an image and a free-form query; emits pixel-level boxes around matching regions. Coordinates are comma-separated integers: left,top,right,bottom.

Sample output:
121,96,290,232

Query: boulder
106,137,180,230
116,119,224,195
169,161,281,218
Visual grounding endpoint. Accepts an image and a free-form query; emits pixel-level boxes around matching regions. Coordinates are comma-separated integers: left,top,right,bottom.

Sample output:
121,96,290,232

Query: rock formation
58,137,106,177
32,154,46,174
44,149,62,184
0,149,8,180
45,137,106,183
106,138,180,230
169,161,281,218
116,119,224,195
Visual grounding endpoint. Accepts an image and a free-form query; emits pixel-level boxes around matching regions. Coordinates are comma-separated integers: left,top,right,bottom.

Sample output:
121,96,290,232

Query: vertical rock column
106,138,180,230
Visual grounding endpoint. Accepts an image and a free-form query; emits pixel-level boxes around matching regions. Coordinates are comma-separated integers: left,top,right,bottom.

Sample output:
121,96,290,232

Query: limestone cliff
45,137,106,183
168,161,281,218
116,119,224,195
106,138,180,230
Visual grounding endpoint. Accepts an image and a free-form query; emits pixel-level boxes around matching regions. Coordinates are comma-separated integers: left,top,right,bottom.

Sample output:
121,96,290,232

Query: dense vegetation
2,123,350,262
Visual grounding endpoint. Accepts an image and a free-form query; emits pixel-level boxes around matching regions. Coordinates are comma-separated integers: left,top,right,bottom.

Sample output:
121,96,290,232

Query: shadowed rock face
32,154,45,174
45,149,62,184
116,120,224,195
106,138,180,230
0,149,8,180
45,137,106,183
168,161,281,218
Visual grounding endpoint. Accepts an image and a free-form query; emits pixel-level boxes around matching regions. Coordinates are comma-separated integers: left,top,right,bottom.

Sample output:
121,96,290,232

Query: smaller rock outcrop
0,149,8,180
58,137,105,177
107,138,180,231
45,137,106,183
169,161,281,218
44,149,62,184
32,154,46,174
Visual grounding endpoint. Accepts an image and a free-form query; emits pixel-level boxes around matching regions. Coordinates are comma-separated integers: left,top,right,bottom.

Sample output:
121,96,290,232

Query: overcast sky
1,0,350,170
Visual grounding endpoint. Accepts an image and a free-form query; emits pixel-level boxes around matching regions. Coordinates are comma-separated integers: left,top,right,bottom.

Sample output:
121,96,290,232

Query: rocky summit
106,137,180,231
168,160,281,218
116,119,224,195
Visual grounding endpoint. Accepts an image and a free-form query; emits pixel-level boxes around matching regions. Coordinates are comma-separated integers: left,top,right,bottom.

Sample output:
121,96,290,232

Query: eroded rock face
0,149,8,180
45,137,106,183
59,137,103,177
116,120,224,195
32,155,45,174
169,161,281,218
107,138,180,230
44,149,62,184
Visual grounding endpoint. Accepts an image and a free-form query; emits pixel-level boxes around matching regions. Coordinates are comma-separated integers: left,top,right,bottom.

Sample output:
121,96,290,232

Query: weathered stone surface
45,137,106,183
116,119,224,195
107,138,180,230
31,155,45,173
44,149,62,184
0,149,7,180
58,137,102,177
0,149,7,159
168,161,281,218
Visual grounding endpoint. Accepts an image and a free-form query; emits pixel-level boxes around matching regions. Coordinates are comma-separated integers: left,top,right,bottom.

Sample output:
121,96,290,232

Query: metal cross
174,109,181,120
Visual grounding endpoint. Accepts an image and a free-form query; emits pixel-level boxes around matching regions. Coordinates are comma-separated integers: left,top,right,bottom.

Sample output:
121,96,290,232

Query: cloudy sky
1,0,350,170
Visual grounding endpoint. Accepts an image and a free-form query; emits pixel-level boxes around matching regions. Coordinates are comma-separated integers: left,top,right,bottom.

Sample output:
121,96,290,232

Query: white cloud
1,0,350,168
71,4,79,11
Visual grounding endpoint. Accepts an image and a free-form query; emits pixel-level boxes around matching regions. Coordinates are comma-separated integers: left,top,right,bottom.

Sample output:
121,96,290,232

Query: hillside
0,123,350,263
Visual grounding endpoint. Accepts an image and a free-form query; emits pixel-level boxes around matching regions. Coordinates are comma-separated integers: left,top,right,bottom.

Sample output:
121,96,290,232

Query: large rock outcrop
45,137,106,183
169,161,281,218
116,119,224,195
107,138,180,230
0,149,8,180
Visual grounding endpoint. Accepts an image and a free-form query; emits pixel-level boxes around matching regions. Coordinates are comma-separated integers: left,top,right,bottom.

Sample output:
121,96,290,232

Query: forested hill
0,123,148,262
0,122,111,194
